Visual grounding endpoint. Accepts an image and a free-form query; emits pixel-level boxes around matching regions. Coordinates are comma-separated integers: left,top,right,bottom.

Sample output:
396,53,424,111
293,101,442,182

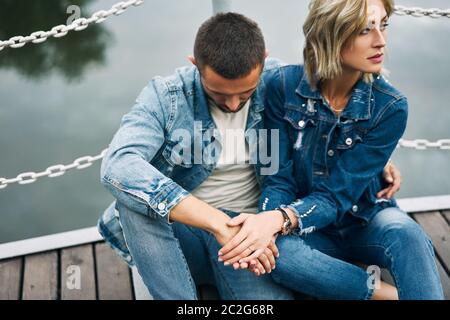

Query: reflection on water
0,0,111,81
0,0,449,243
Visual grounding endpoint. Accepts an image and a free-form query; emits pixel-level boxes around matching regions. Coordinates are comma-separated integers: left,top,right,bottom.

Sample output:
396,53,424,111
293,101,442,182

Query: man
98,12,401,300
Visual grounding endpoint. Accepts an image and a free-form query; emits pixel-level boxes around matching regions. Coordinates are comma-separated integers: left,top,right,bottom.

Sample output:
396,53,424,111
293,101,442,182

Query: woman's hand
377,160,402,199
218,212,283,267
233,244,278,276
246,239,279,275
214,216,275,275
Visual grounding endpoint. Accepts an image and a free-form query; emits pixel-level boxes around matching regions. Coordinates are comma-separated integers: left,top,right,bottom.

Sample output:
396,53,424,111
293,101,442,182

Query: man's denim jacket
98,58,285,266
258,65,408,235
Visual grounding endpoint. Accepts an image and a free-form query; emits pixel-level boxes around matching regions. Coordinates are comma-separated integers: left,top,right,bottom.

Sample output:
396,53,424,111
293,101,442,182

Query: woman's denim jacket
259,65,408,235
98,59,284,266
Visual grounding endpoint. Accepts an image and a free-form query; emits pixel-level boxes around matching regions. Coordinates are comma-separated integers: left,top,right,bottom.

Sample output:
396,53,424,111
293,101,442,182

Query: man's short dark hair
194,12,266,79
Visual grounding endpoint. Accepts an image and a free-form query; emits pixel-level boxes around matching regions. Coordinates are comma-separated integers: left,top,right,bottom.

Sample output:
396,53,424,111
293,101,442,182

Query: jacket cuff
258,193,294,213
285,199,321,236
148,182,190,222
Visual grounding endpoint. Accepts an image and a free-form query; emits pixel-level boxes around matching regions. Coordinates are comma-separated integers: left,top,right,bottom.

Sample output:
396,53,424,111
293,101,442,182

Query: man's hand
167,196,276,275
218,212,283,268
377,161,402,199
214,222,241,247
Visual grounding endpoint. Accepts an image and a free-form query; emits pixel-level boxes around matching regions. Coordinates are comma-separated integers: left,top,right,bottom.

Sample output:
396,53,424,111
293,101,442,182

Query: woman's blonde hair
303,0,394,89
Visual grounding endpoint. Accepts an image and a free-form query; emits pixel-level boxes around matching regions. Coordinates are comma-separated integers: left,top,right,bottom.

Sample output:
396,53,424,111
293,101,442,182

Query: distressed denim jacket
98,58,285,266
259,65,408,235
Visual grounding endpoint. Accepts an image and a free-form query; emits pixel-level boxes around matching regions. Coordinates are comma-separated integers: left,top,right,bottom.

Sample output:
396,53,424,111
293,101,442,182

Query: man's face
200,65,262,113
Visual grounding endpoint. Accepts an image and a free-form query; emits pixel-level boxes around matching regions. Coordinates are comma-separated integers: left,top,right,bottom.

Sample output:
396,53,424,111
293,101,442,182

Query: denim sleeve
288,97,409,234
258,68,298,214
100,80,189,220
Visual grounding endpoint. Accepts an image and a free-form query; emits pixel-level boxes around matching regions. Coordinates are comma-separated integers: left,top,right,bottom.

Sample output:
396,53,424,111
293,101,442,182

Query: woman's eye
360,22,389,35
360,28,371,35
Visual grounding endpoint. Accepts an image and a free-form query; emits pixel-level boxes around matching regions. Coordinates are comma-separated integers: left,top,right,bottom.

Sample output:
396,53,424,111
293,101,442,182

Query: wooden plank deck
0,242,136,300
1,198,449,300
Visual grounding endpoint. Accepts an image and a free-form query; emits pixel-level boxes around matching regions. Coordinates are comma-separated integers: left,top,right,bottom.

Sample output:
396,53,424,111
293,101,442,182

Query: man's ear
187,55,197,66
264,49,269,59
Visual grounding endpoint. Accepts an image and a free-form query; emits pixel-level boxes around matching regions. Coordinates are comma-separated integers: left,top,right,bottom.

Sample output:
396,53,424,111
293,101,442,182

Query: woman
218,0,444,299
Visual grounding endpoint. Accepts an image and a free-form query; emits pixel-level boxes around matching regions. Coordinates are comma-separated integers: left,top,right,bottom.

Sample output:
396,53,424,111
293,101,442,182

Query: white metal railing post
212,0,232,14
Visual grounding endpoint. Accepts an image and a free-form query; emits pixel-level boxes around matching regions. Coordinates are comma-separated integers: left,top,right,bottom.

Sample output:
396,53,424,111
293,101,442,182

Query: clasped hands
215,210,283,276
215,161,402,276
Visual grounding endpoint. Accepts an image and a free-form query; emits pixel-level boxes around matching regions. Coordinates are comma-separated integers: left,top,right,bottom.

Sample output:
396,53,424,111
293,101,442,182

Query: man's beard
207,97,249,113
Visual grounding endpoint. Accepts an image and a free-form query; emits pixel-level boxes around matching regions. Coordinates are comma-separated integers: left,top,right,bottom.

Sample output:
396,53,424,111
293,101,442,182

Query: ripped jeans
270,207,444,300
116,201,294,300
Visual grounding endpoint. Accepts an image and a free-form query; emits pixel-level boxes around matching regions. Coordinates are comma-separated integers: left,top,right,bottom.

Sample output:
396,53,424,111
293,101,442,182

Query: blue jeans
270,207,444,300
117,202,294,300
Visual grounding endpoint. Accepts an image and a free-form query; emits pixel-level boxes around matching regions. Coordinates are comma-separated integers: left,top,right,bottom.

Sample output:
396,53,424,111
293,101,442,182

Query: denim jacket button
157,202,166,211
298,120,306,128
352,205,358,213
327,149,335,157
345,138,353,146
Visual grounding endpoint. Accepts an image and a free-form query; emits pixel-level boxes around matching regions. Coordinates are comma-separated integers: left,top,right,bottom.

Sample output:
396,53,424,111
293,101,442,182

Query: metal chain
0,149,108,190
1,3,447,52
394,5,450,18
398,139,450,150
1,139,449,189
0,0,144,52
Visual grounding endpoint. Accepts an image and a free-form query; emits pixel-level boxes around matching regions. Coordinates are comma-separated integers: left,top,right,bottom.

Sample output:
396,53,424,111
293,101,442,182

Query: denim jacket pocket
283,108,317,151
335,126,364,151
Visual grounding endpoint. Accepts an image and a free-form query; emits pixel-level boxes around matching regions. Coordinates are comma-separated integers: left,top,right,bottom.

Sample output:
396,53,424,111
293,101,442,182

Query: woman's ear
187,55,196,66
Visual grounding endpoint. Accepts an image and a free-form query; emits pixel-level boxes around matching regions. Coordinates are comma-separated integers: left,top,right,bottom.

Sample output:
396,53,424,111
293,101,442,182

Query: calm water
1,0,449,243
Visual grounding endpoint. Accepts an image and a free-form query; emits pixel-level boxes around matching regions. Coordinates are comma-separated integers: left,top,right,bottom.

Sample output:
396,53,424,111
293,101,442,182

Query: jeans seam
115,210,135,266
206,234,237,299
348,242,403,299
170,225,199,299
383,245,402,299
210,258,238,300
364,285,375,300
345,243,391,300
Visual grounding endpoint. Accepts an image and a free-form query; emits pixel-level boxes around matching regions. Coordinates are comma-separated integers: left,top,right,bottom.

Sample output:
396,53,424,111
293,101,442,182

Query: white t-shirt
191,99,260,213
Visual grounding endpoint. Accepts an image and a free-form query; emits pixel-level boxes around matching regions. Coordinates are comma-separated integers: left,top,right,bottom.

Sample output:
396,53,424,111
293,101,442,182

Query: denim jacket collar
194,69,215,131
251,84,265,110
246,77,265,130
295,72,373,121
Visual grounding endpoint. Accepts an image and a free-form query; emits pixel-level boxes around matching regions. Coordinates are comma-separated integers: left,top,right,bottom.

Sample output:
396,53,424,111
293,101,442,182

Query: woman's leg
345,207,444,300
270,230,374,299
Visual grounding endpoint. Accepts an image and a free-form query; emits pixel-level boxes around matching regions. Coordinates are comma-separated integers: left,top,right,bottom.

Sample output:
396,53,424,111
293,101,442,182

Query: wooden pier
1,195,449,300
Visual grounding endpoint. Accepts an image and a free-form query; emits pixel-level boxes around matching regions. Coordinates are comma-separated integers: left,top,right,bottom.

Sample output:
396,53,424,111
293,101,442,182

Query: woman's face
341,0,389,75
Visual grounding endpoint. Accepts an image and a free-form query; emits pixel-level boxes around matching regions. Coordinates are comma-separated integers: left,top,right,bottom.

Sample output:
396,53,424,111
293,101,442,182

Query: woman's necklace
323,94,348,114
